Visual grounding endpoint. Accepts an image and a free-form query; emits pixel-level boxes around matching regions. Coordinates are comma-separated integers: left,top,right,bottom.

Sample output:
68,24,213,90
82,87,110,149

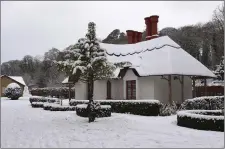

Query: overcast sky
1,1,223,63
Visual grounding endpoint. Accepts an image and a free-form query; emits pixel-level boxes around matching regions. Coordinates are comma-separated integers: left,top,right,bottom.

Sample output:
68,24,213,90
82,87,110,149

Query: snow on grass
1,97,224,148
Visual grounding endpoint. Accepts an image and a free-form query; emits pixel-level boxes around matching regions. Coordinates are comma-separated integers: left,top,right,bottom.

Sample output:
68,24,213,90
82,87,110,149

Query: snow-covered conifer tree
56,22,115,122
214,56,224,80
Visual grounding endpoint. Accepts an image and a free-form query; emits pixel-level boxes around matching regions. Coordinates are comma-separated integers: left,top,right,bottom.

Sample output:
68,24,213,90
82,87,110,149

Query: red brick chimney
126,30,134,44
145,15,159,40
133,31,138,43
137,32,143,42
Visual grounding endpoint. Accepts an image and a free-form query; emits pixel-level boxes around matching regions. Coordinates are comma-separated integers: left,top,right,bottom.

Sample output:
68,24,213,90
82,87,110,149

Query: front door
126,80,136,99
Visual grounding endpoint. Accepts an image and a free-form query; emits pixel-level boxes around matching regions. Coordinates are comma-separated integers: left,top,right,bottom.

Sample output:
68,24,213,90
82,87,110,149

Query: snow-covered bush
159,101,177,116
177,110,224,132
180,96,224,110
29,96,58,104
31,102,44,108
50,105,76,111
70,99,161,116
4,83,22,100
76,104,111,118
30,87,75,98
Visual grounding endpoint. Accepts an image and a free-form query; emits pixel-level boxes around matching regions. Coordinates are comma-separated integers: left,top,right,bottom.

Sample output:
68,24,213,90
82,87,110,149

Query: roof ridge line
106,44,181,57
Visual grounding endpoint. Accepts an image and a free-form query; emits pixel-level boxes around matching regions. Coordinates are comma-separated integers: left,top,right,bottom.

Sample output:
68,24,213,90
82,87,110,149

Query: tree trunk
181,76,184,102
168,75,172,104
69,84,71,102
87,71,95,123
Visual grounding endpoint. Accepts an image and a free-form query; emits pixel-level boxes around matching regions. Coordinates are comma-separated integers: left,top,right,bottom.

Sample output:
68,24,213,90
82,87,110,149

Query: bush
159,101,177,116
4,83,23,100
177,110,224,132
76,104,111,118
31,102,44,108
70,99,161,116
30,87,75,99
42,103,76,111
29,96,59,104
180,96,224,110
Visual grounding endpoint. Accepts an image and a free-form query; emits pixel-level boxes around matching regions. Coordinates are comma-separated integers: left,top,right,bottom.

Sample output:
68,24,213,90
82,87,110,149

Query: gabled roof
100,36,216,78
1,75,26,86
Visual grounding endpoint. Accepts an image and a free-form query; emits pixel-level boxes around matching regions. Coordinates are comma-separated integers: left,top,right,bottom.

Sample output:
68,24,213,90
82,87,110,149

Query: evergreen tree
214,56,224,80
56,22,115,122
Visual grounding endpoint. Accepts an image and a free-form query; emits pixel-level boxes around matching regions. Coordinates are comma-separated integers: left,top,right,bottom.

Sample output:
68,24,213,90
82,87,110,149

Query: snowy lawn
1,97,224,148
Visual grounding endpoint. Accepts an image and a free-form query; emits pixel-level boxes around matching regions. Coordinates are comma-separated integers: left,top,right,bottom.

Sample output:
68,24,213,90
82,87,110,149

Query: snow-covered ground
1,97,224,148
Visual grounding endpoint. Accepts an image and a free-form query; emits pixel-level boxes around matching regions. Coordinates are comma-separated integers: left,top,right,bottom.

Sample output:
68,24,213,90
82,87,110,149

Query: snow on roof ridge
101,36,181,56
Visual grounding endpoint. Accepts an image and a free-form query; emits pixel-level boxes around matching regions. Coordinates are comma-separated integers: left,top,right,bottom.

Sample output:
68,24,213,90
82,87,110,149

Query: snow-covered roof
8,76,26,86
100,36,216,78
62,77,69,84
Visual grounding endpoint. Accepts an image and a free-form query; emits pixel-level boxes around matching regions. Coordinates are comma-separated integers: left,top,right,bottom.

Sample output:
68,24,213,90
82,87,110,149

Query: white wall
122,69,138,99
93,80,107,100
153,76,192,104
111,79,124,100
75,81,87,100
138,77,155,99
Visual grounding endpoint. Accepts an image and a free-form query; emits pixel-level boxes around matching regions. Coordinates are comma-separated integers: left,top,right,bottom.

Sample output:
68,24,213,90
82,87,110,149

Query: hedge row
177,110,224,132
31,102,44,108
30,87,75,99
180,96,224,110
29,96,59,104
76,104,111,117
70,99,161,116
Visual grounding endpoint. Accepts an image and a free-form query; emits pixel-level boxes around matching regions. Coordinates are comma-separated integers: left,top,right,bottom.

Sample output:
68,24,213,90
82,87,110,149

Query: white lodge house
63,15,216,104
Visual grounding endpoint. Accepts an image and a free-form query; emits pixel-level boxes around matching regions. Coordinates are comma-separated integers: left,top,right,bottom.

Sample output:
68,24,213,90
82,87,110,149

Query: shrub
177,110,224,132
29,96,59,104
180,96,224,110
159,101,177,116
4,83,23,100
76,104,111,118
31,102,44,108
30,87,75,99
42,103,76,111
70,99,161,116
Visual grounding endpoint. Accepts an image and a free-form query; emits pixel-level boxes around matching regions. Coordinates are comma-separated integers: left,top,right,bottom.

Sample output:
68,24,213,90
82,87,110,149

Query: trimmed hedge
76,104,111,118
180,96,224,110
31,102,44,108
30,87,75,99
29,96,59,104
70,99,161,116
43,103,76,111
177,110,224,132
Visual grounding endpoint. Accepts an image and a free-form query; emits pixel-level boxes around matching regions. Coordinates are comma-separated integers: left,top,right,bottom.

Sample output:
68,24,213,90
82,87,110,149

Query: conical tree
56,22,115,122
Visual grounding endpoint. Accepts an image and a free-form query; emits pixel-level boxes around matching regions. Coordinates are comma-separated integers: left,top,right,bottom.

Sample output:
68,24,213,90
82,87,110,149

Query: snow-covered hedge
30,87,75,99
29,96,59,104
177,110,224,132
70,99,161,116
4,83,23,100
180,96,224,110
76,104,111,118
159,101,177,116
31,102,44,108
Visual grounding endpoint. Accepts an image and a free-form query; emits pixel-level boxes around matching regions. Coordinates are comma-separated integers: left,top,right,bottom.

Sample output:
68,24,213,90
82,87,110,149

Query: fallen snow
70,99,160,104
76,104,111,109
100,36,215,78
6,82,21,89
9,76,26,86
1,97,224,148
177,110,224,120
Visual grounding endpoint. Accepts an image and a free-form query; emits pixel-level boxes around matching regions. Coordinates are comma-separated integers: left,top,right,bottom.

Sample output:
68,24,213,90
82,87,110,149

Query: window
126,80,136,99
107,80,111,99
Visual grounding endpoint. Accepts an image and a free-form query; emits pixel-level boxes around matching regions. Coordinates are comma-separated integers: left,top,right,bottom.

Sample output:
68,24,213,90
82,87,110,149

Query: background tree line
1,4,224,87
